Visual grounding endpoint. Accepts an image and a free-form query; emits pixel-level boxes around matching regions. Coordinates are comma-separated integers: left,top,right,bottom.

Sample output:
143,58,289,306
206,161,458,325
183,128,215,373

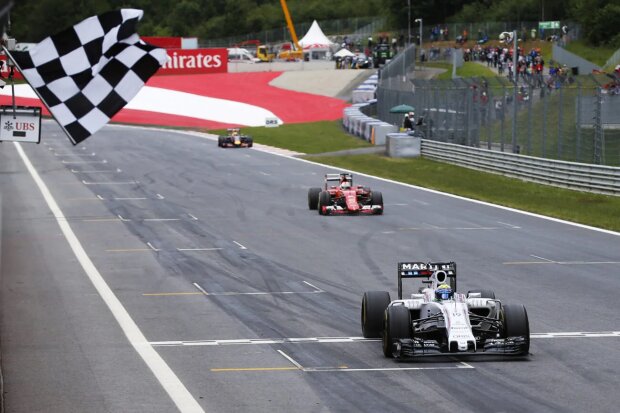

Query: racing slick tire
382,305,412,358
502,304,530,355
361,291,391,338
370,191,383,215
247,138,253,148
467,289,496,299
318,191,331,215
218,137,224,147
308,188,321,210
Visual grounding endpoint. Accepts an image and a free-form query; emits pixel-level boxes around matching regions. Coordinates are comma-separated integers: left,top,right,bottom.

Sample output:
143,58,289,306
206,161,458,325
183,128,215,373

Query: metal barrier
421,139,620,195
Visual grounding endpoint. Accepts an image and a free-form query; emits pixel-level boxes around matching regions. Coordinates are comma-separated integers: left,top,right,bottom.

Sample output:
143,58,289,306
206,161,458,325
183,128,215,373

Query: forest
5,0,619,47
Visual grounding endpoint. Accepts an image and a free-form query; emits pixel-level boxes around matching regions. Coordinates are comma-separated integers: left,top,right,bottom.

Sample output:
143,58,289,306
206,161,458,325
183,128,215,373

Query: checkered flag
5,9,168,144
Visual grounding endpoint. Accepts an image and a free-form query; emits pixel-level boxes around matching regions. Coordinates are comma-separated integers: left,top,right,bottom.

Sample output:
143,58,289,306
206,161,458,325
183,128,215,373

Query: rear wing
325,173,353,188
397,261,457,299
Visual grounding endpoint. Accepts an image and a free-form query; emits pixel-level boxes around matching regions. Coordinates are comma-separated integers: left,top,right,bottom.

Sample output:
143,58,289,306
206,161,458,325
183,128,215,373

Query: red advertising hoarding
142,36,182,49
0,48,228,80
157,48,228,75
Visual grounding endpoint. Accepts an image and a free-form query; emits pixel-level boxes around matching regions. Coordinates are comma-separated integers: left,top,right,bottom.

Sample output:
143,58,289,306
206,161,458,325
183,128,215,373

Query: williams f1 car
218,128,253,148
361,261,530,358
307,173,383,215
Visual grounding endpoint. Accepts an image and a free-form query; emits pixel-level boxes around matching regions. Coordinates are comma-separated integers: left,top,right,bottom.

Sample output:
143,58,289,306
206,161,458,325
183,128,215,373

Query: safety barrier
343,101,397,145
421,140,620,196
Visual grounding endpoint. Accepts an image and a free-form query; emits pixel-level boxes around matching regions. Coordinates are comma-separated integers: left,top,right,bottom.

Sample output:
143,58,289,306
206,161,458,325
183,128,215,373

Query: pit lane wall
343,102,620,196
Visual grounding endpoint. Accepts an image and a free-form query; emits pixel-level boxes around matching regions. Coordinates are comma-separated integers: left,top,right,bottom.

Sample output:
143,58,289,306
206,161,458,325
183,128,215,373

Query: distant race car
218,128,253,148
307,173,383,215
361,261,530,358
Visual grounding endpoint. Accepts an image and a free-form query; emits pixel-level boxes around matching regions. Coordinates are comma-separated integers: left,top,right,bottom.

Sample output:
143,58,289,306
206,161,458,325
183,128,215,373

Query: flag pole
3,46,78,144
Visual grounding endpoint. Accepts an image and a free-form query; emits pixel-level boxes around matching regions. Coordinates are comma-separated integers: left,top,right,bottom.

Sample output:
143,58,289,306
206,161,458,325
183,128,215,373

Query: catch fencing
376,63,620,167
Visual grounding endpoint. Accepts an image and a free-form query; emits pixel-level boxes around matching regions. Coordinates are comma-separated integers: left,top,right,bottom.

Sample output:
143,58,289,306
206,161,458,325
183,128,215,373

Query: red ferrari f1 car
308,173,383,215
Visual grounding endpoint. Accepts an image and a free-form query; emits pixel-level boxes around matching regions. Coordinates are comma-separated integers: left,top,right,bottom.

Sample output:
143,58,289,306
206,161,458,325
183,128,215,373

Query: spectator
495,99,504,120
403,114,413,130
530,28,537,40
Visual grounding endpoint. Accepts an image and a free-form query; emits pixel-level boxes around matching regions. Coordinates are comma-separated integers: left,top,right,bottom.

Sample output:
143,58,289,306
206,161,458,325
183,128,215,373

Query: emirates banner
157,48,228,75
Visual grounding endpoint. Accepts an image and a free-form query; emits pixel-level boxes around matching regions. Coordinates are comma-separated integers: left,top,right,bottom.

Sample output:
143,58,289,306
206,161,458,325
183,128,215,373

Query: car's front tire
318,191,331,215
361,291,391,338
382,305,411,358
308,188,321,210
371,191,383,215
502,304,530,355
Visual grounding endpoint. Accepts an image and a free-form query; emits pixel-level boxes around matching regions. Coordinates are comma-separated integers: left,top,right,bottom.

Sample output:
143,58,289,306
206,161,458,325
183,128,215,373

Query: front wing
393,336,529,358
323,204,382,215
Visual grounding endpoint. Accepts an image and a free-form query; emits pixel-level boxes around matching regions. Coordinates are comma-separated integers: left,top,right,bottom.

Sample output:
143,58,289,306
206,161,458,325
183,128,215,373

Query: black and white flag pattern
6,9,168,144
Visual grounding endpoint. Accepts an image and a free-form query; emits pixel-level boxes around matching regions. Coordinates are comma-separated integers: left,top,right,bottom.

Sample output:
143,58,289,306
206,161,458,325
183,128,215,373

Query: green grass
564,41,617,67
428,62,497,80
302,154,620,231
209,121,371,154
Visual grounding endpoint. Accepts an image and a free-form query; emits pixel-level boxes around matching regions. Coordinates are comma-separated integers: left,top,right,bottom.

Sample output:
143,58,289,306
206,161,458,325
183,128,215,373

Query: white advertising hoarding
0,106,41,143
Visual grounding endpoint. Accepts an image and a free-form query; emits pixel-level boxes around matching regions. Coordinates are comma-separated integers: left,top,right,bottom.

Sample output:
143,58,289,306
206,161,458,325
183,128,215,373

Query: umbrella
389,104,415,113
333,48,355,58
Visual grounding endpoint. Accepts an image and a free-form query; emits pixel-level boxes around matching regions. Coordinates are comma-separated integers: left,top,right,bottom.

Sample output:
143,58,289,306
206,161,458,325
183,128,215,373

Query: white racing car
361,261,530,358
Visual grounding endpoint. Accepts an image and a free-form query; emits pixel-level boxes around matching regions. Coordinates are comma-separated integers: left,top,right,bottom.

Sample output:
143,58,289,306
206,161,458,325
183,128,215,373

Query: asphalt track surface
1,122,619,413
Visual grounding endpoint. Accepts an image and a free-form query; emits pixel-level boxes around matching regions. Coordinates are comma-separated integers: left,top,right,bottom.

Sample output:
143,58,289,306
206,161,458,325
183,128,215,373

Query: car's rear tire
370,191,383,215
382,305,411,358
502,304,530,355
308,188,321,210
361,291,391,338
467,289,496,299
318,191,331,215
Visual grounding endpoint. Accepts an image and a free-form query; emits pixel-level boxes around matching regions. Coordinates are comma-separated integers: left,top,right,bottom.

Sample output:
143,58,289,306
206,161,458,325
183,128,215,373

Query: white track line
178,248,223,252
146,242,160,252
149,331,620,347
62,160,107,164
302,281,324,292
82,180,139,185
193,283,209,296
233,241,247,250
277,350,303,370
14,142,204,412
530,254,555,262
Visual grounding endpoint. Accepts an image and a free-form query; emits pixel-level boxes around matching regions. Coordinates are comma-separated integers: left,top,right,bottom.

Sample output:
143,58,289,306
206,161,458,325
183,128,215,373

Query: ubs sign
0,106,41,143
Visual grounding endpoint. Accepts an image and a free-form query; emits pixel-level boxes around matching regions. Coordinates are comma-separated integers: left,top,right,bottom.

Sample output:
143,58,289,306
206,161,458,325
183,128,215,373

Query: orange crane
278,0,304,61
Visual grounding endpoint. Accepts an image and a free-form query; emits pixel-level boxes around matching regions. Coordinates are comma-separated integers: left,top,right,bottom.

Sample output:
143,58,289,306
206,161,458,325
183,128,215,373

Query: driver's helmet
340,181,351,190
435,284,453,301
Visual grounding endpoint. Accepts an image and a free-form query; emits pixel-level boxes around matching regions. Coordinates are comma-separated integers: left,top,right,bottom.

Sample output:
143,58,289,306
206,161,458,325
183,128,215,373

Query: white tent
298,20,335,50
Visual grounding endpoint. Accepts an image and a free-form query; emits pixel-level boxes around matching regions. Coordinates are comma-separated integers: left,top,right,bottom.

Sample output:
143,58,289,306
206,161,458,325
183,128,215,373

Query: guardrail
421,140,620,196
